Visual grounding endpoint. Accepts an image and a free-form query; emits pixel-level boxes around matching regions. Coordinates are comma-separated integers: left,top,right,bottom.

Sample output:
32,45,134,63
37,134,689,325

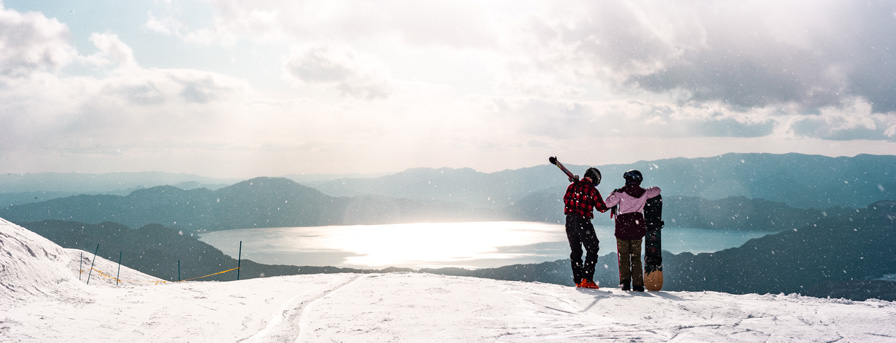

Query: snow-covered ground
3,217,896,342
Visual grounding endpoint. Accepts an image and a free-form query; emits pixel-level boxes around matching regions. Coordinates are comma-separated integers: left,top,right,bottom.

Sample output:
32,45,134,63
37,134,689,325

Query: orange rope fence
79,266,241,285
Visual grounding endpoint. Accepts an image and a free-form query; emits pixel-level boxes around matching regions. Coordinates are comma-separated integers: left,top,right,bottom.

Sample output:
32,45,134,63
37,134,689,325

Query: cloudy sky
1,0,894,178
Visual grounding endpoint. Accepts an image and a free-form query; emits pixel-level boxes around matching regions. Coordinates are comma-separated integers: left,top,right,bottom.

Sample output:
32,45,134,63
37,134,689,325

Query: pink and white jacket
605,186,661,216
605,185,661,240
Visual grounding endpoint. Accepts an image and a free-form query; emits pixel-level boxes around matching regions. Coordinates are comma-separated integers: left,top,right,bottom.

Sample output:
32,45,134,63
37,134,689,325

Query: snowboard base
644,195,664,292
644,270,663,291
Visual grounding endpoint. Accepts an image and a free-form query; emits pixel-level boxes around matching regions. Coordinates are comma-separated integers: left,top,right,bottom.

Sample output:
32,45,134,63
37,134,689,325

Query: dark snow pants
566,215,600,284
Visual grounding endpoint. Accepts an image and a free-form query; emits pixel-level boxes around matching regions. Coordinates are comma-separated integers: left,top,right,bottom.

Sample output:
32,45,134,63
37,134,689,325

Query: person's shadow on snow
576,288,685,312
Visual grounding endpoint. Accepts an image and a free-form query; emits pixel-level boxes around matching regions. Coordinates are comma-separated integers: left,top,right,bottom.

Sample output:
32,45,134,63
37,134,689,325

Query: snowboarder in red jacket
605,170,661,292
563,167,609,289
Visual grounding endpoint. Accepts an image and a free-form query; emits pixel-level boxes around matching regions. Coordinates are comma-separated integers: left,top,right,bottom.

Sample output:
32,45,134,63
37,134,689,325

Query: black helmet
623,169,643,185
584,167,601,185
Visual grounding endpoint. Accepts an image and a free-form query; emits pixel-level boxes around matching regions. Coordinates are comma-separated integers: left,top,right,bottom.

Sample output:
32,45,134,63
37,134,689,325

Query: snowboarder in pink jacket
604,170,661,292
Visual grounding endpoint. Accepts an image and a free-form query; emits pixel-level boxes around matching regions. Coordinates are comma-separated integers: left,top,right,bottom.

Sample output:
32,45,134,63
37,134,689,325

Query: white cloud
283,44,393,100
495,60,587,98
886,123,896,138
466,93,781,143
145,11,179,36
787,100,896,141
379,0,499,49
0,57,251,161
0,5,76,76
85,33,136,67
145,0,500,49
145,1,292,46
519,0,896,113
101,67,249,106
2,0,895,177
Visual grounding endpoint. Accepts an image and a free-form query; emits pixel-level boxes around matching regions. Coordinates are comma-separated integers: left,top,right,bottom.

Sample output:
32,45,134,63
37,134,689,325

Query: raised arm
604,190,620,208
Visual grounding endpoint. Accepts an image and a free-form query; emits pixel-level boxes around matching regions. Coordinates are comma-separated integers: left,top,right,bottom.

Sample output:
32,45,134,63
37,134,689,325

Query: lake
198,222,770,270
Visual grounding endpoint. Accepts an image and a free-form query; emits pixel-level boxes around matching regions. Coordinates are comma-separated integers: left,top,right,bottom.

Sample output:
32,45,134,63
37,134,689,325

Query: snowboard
643,194,664,291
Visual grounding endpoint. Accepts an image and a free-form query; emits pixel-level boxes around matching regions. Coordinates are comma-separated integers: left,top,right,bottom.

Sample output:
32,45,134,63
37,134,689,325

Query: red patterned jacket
563,178,609,219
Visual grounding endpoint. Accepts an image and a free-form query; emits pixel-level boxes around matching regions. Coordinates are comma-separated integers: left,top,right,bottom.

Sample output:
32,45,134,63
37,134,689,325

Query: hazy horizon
2,150,895,181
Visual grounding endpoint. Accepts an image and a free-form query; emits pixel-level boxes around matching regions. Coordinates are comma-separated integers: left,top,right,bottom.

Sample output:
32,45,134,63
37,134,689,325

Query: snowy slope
0,217,86,303
2,218,896,342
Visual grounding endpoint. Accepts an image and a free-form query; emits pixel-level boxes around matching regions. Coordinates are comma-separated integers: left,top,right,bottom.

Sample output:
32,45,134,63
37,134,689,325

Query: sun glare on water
263,222,566,269
337,222,564,268
200,221,771,269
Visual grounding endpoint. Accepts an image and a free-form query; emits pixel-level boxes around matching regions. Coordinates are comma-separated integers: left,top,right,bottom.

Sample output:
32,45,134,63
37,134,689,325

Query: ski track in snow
4,218,896,342
245,273,363,343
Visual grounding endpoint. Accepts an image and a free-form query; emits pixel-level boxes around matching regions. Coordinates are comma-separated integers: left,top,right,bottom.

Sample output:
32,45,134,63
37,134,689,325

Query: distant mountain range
0,177,503,231
309,153,896,209
3,153,892,233
17,200,896,301
665,200,896,296
4,153,894,211
0,172,235,208
0,171,236,194
1,176,853,233
5,152,894,301
0,171,378,207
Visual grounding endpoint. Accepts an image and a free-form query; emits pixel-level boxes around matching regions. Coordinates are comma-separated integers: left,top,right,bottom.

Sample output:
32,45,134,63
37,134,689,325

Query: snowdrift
3,218,896,342
0,218,160,303
0,217,86,302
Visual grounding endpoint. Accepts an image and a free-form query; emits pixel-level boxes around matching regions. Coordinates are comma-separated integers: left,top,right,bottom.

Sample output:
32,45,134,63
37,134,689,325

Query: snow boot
633,285,645,292
620,281,631,291
579,279,599,289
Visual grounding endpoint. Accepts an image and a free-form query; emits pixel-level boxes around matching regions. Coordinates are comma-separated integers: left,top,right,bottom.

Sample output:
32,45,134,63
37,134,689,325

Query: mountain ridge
1,177,851,233
0,176,496,231
309,153,896,209
4,153,894,209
